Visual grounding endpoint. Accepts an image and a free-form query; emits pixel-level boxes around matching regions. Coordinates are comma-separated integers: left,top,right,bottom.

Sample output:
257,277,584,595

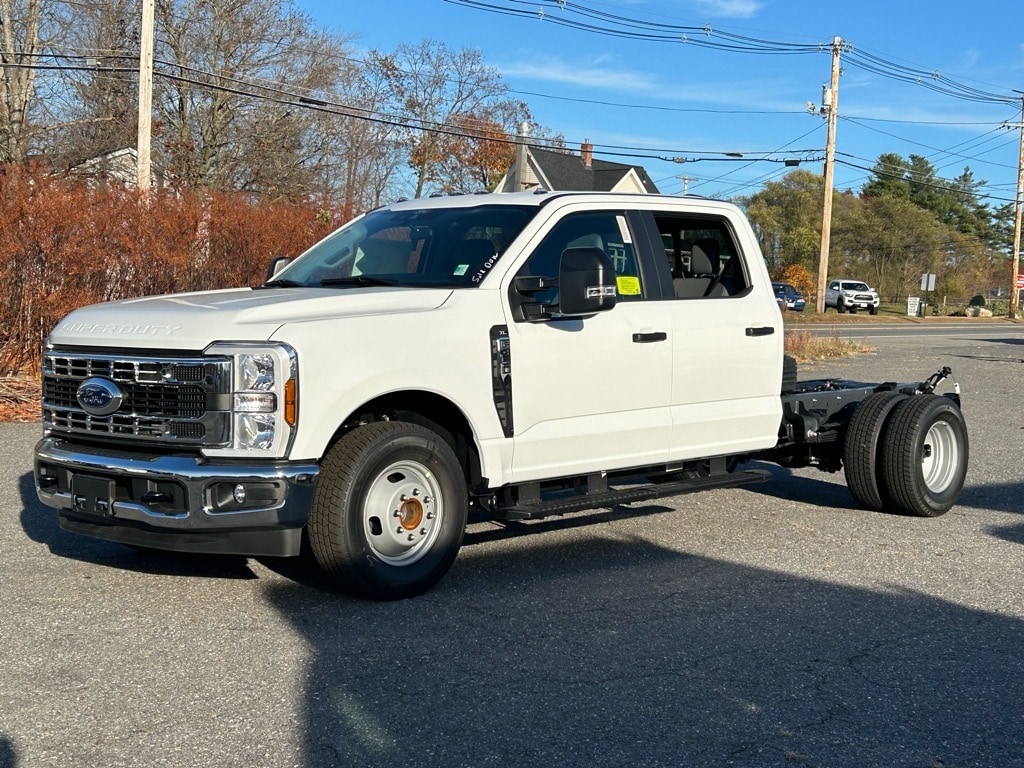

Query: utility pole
676,175,695,195
1010,95,1024,320
136,0,155,193
815,36,842,314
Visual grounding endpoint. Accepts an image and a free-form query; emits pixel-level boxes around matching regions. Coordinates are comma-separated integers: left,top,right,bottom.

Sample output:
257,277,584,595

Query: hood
48,286,454,350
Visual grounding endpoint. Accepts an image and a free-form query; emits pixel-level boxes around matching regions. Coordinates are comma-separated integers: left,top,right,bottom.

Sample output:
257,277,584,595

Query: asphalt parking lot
2,328,1022,768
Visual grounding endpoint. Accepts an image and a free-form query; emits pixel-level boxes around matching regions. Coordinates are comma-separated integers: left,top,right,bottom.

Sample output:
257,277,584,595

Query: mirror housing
266,255,291,281
557,247,617,317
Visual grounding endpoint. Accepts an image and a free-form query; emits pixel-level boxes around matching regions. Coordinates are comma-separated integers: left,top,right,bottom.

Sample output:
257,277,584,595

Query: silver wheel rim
363,460,443,566
921,420,959,493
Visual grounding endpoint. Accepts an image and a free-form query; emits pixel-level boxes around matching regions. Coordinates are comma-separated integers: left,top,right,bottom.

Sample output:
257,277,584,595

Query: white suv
825,279,880,314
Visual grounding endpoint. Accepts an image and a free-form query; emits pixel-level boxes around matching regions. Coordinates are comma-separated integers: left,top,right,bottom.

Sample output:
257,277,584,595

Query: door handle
632,331,668,343
745,326,775,337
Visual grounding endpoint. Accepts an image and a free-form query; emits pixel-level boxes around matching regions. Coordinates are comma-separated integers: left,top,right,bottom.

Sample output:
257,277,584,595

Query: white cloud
499,53,660,93
692,0,763,19
498,51,808,112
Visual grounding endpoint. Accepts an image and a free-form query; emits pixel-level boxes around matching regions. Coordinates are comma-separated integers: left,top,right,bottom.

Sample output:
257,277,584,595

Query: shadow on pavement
0,737,16,768
17,471,258,580
262,533,1024,768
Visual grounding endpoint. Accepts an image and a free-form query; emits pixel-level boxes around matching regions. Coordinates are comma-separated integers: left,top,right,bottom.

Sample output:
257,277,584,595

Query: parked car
772,282,805,311
825,279,880,314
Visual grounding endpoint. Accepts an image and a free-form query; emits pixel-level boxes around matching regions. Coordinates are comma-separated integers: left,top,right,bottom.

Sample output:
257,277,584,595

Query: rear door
639,209,783,460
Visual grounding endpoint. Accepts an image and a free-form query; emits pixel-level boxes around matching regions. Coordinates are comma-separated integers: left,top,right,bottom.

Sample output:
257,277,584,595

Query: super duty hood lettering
58,322,182,336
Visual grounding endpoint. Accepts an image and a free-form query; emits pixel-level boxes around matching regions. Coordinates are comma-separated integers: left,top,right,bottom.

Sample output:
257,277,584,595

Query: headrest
690,238,720,276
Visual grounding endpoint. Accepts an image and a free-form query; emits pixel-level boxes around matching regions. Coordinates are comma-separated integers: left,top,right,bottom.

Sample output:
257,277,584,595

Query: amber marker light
284,378,297,426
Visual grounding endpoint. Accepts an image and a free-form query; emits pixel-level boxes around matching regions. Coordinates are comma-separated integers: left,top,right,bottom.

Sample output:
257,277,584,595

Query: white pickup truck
825,279,881,314
34,191,969,598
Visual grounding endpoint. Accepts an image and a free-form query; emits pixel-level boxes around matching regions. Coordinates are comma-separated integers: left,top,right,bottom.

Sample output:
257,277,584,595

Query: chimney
581,140,593,168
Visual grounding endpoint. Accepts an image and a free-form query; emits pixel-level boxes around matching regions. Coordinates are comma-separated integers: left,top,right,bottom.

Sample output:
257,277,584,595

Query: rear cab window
645,212,751,299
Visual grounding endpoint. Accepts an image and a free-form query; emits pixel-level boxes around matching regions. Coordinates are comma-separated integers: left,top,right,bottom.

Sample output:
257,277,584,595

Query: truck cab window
653,215,748,299
516,211,644,306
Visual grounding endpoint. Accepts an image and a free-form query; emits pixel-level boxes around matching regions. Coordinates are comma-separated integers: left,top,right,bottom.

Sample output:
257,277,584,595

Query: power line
5,51,825,170
446,0,1021,107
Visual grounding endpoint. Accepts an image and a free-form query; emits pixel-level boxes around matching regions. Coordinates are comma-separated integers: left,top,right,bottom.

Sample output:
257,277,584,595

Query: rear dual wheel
843,391,907,511
843,393,968,517
880,395,968,517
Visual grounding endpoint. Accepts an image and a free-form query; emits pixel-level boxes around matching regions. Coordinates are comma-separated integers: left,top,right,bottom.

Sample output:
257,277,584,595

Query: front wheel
837,302,846,314
869,305,879,316
309,422,468,599
879,395,969,517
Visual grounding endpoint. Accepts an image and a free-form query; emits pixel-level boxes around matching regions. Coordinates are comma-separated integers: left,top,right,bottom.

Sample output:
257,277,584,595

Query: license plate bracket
71,474,115,516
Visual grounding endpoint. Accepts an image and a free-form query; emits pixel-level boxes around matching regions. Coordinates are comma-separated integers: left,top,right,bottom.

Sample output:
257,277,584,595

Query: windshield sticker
454,264,469,276
616,215,632,244
617,276,641,296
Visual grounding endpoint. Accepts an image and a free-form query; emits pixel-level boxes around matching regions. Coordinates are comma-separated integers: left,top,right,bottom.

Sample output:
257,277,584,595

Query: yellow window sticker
617,276,641,295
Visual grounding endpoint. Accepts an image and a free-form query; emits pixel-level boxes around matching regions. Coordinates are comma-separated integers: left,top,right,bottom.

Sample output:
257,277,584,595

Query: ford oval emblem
76,378,124,417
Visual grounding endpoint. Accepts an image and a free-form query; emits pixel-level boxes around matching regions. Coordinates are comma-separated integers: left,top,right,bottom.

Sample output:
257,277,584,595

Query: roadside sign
907,296,922,317
1016,274,1024,289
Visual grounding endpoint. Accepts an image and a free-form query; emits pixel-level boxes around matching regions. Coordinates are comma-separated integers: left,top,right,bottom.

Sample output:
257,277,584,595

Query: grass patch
0,374,40,422
785,329,874,363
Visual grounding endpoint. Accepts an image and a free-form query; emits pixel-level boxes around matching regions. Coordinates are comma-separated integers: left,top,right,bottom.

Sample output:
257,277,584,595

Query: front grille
43,350,231,446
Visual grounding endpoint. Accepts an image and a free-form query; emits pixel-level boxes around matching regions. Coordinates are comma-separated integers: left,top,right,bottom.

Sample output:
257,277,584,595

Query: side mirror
266,255,291,281
557,246,617,317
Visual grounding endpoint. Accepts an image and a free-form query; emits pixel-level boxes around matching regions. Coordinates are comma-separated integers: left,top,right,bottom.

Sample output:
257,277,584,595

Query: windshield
271,203,535,288
843,282,869,291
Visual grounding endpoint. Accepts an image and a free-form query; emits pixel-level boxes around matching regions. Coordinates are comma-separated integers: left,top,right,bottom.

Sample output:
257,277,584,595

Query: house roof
496,145,660,194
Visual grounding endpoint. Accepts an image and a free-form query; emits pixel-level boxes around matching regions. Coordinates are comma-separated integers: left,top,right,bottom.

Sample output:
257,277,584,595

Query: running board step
496,469,770,521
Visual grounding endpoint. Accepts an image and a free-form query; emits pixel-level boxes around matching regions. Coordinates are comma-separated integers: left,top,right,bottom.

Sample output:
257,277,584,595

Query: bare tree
313,48,407,218
380,40,520,198
153,0,343,195
0,0,43,163
48,0,139,167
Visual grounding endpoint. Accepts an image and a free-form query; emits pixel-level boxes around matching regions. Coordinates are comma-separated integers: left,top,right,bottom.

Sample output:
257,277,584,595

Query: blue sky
295,0,1024,206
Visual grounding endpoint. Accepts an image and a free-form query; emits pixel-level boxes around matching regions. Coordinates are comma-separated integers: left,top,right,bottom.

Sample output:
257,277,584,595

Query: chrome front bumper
34,437,319,556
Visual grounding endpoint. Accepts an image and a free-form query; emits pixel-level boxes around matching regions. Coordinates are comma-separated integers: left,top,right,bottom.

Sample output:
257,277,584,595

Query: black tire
781,354,798,394
869,305,878,316
309,422,468,599
843,391,908,511
837,302,846,314
879,395,969,517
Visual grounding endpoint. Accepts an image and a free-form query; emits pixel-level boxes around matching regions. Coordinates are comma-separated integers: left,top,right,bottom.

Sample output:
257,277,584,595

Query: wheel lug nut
393,509,400,517
426,512,435,520
412,489,420,496
400,494,407,501
396,526,403,534
420,528,427,535
407,534,415,541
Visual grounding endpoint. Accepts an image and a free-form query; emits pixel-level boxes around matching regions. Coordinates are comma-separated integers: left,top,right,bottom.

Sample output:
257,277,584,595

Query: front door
504,209,674,482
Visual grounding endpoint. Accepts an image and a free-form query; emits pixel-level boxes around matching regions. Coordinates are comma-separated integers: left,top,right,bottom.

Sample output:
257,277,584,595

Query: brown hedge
0,168,336,373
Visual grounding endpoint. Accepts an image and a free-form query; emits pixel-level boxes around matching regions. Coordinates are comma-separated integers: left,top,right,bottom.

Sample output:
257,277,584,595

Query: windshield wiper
320,276,404,288
260,278,306,288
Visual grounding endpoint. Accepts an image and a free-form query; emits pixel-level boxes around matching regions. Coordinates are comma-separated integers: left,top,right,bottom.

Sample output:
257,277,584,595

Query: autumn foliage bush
0,167,336,374
772,263,816,301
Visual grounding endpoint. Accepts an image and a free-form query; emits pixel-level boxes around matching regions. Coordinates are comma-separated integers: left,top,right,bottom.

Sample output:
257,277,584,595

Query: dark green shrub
969,294,986,307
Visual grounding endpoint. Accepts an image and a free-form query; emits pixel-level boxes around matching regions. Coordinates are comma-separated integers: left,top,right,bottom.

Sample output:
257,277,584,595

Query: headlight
203,342,297,458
